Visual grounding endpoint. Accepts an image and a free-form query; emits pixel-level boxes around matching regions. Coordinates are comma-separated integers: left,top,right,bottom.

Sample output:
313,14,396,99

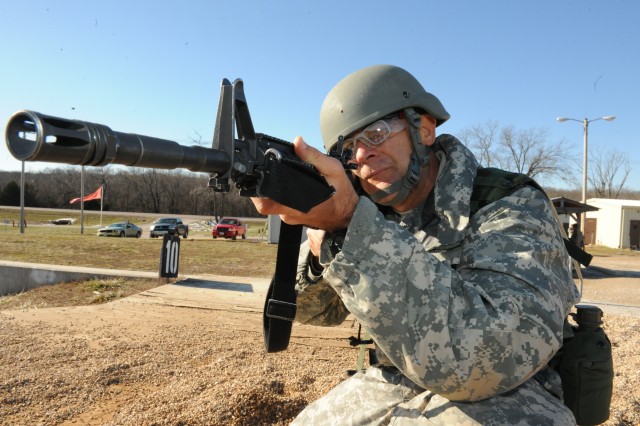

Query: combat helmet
320,65,450,206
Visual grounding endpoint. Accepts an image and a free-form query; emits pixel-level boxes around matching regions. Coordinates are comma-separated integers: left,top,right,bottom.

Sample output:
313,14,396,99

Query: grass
0,207,150,228
0,211,278,309
0,230,277,277
5,206,634,312
1,206,277,279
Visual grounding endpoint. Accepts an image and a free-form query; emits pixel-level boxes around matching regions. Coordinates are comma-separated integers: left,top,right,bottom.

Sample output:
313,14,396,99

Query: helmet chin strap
369,153,419,205
369,108,431,207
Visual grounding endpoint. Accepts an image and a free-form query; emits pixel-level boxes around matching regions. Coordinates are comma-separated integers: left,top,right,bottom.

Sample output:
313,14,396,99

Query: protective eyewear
342,115,406,151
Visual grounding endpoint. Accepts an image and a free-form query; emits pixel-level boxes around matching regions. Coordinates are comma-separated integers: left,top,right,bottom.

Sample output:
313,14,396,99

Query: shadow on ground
174,278,254,292
578,266,640,280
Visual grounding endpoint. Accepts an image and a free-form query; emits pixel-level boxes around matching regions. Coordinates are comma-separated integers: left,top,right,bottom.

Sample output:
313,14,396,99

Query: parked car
51,218,76,225
211,217,247,240
97,222,142,238
149,217,189,239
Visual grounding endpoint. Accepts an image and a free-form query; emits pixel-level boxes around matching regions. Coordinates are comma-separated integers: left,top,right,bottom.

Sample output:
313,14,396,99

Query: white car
97,222,142,238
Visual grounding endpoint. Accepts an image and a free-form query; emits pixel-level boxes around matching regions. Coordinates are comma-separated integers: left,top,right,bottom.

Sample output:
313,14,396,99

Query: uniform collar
390,134,479,249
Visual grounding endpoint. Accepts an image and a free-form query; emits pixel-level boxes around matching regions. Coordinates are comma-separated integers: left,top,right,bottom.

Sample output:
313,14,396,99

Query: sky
1,0,638,191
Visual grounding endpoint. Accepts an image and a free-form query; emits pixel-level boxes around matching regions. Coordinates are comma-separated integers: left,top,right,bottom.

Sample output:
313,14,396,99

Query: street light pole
556,115,616,241
581,119,588,214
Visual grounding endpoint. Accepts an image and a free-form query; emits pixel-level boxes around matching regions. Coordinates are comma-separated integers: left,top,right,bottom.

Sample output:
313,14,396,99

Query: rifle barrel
5,110,230,174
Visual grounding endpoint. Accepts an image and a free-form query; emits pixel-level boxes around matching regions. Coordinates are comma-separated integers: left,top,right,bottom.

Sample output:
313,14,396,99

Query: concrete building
586,198,640,249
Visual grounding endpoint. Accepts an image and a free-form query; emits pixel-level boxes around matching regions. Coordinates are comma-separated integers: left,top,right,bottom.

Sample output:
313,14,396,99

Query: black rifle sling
263,221,302,352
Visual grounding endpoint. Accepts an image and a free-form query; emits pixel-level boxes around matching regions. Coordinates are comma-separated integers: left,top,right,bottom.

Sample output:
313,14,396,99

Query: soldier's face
351,124,413,198
350,114,437,208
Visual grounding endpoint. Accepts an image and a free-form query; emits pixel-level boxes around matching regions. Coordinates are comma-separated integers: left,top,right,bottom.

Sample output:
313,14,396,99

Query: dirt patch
1,254,639,425
579,254,640,307
0,277,161,310
0,302,356,426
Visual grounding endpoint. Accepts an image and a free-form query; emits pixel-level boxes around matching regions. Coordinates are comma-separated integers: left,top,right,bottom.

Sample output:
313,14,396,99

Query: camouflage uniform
292,135,581,425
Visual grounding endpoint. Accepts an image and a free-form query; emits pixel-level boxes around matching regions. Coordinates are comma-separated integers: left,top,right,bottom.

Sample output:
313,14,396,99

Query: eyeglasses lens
343,119,397,150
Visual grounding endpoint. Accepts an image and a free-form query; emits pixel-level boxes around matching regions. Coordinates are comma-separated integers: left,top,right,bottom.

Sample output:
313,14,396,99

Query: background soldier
569,223,585,250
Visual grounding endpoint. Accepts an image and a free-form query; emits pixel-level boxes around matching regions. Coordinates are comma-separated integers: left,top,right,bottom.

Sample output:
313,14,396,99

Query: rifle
5,78,352,352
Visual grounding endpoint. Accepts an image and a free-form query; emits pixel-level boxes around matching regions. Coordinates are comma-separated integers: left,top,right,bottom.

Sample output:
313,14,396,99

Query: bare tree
459,121,572,181
188,130,208,147
140,169,163,213
0,166,264,217
458,120,500,168
499,126,567,179
163,171,188,213
589,148,630,199
111,169,147,212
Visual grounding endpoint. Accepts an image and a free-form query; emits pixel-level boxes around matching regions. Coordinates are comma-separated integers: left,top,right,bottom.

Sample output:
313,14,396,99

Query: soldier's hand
251,136,359,232
306,229,326,258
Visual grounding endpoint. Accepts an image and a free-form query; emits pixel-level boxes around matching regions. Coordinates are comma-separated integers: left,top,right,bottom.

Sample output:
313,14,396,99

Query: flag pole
100,182,104,227
80,166,85,234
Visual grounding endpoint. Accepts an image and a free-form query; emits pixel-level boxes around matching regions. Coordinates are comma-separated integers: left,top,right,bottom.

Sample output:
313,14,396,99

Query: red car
211,217,247,240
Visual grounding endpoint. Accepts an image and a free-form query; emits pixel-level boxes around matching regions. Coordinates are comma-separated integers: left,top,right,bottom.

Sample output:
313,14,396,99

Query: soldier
252,65,580,424
569,223,585,250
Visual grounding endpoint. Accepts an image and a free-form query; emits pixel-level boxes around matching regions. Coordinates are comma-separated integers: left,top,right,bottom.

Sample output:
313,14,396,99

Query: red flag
70,186,103,204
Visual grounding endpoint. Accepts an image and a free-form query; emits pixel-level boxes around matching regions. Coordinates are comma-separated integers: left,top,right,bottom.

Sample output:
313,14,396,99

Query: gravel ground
1,303,356,426
1,255,640,425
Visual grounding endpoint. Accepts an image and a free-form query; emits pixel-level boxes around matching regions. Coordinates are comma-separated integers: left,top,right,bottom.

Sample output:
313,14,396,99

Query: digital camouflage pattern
293,135,581,425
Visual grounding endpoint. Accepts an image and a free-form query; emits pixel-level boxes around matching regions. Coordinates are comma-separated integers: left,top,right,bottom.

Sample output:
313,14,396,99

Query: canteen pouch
557,305,613,425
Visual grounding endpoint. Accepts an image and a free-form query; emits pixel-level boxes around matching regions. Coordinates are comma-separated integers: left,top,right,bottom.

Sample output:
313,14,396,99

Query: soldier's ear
419,115,437,147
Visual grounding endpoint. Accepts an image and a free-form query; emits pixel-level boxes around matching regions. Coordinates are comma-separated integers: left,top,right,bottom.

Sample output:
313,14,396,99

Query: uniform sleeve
294,239,350,326
323,190,580,401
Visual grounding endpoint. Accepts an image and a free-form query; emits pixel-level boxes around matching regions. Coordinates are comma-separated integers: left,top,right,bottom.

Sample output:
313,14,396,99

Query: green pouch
558,306,613,425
